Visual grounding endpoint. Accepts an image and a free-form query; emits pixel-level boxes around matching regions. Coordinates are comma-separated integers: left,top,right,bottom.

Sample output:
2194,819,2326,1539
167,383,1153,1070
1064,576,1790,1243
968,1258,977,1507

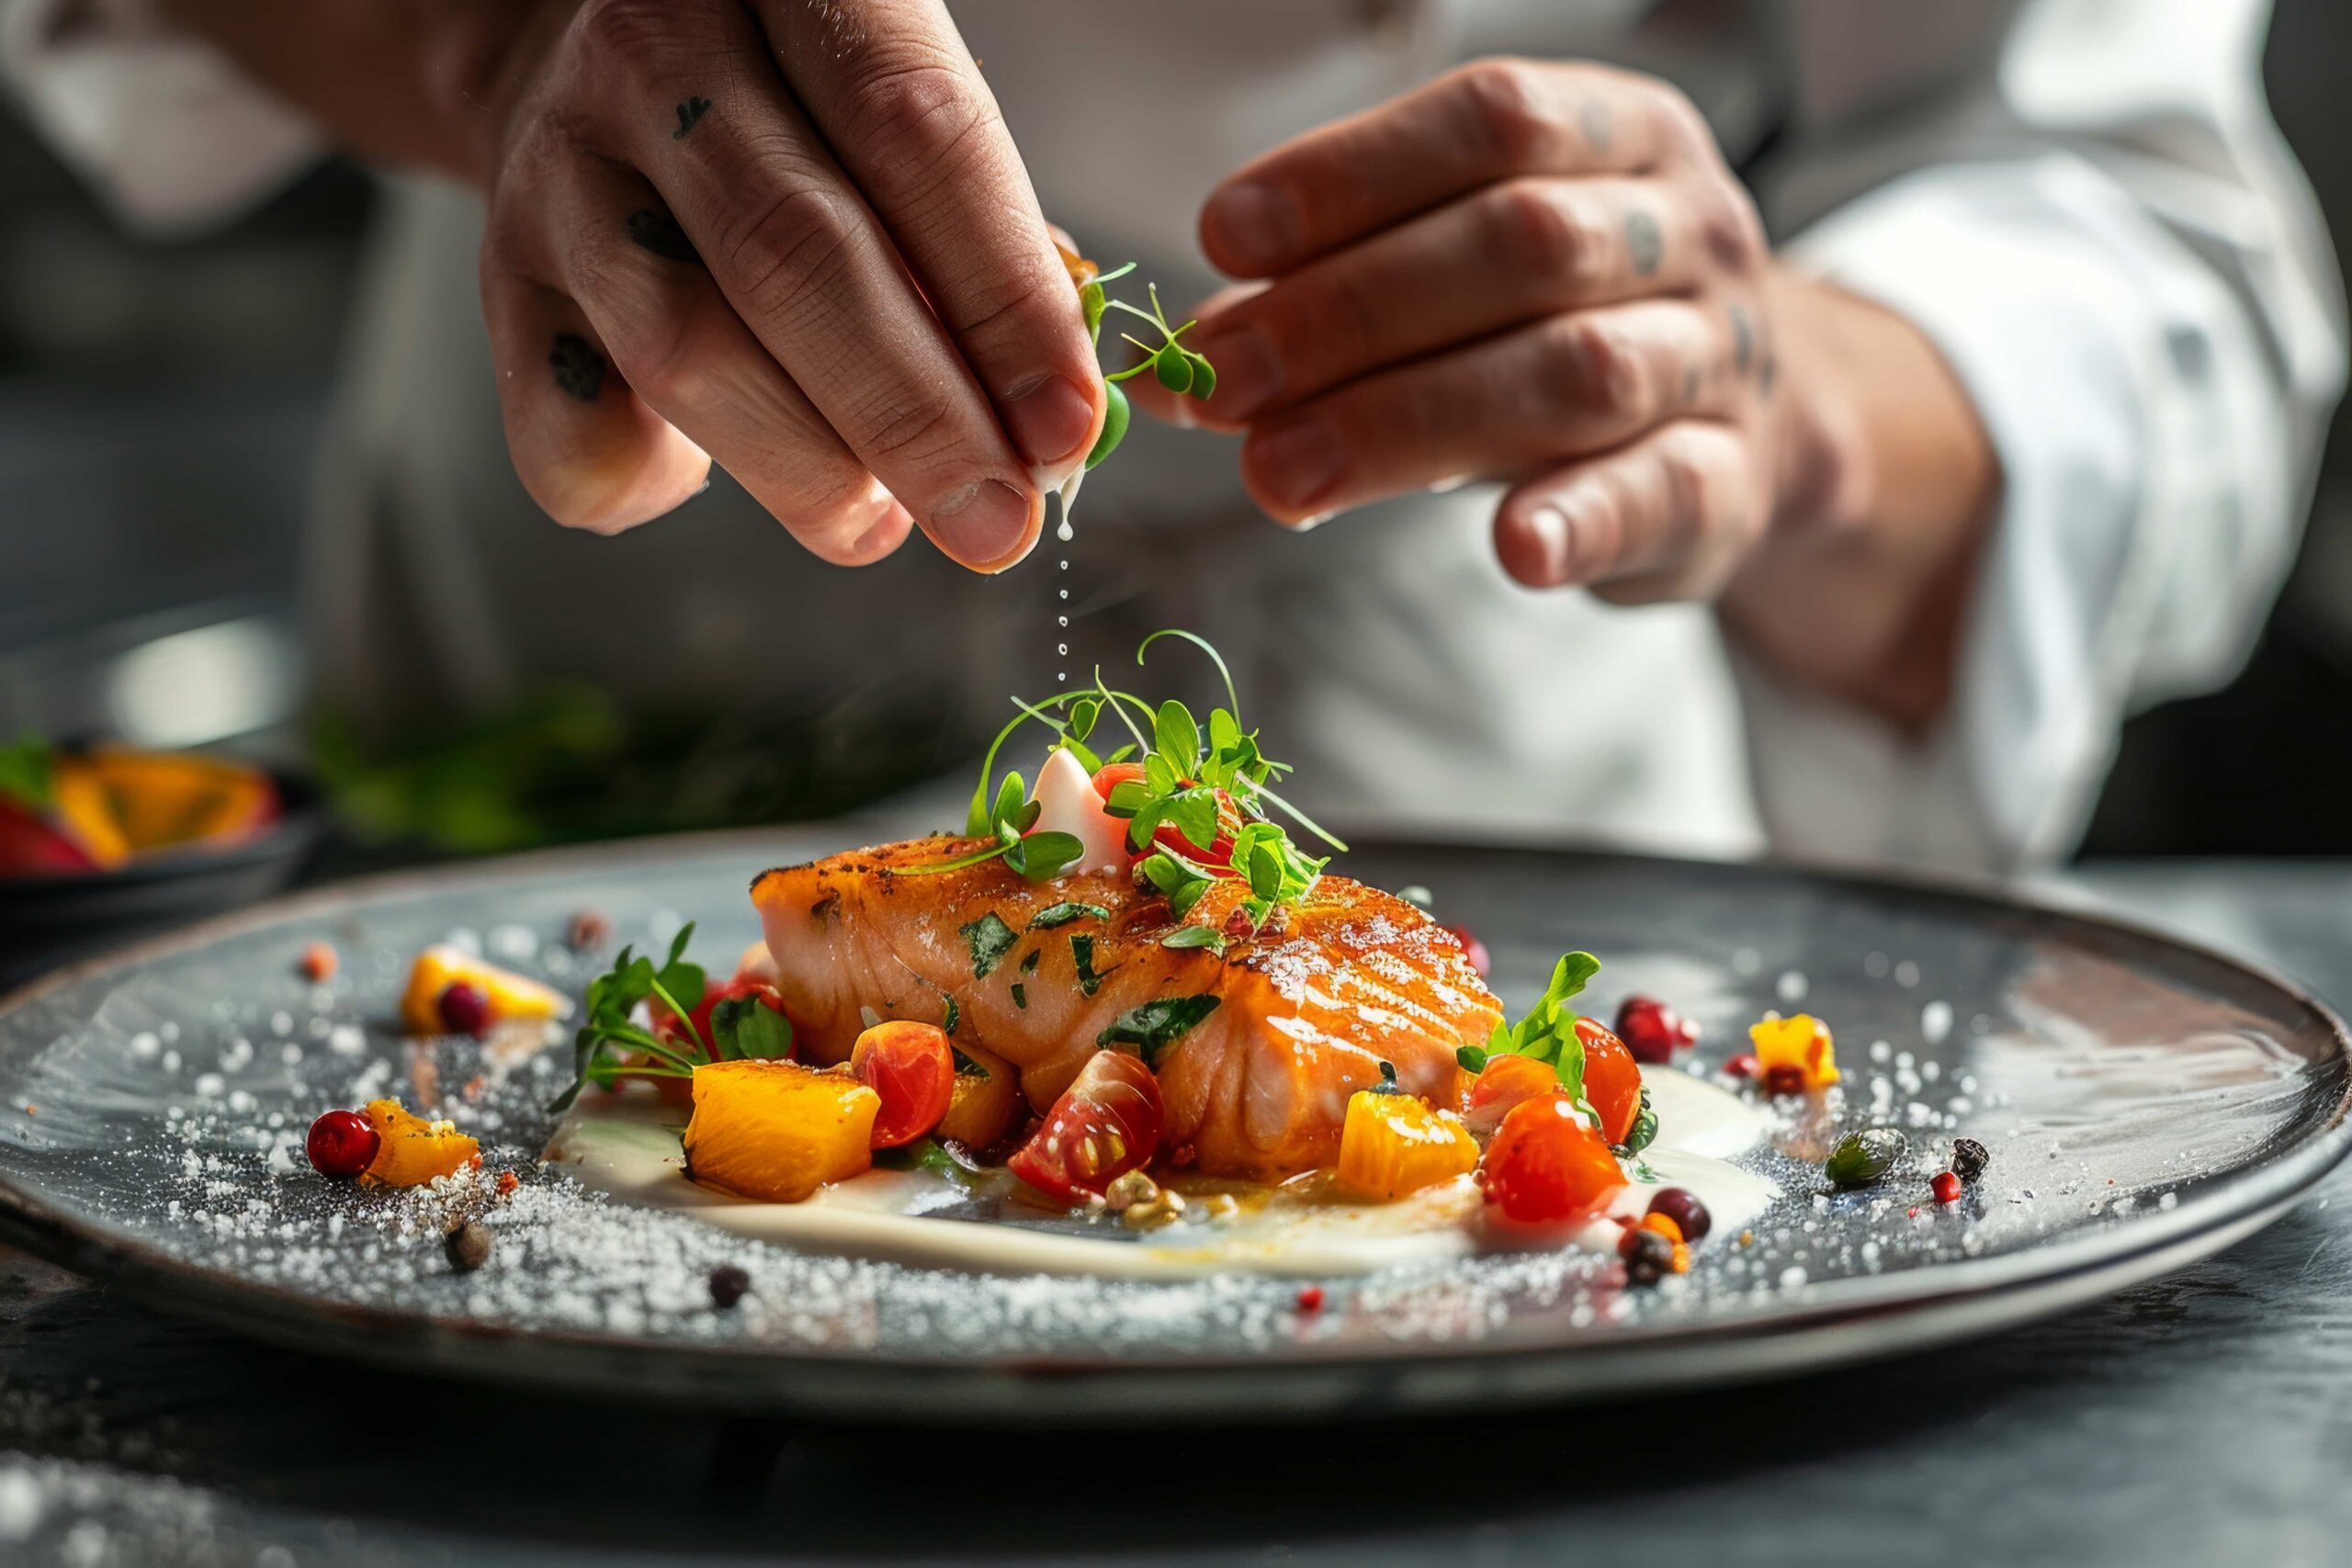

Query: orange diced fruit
683,1059,880,1203
360,1099,480,1188
1337,1089,1479,1201
398,944,568,1035
1749,1012,1840,1089
935,1038,1020,1149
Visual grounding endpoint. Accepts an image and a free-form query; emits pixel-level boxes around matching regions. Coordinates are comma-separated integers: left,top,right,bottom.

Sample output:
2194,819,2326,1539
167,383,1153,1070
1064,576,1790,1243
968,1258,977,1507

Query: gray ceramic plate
0,829,2344,1425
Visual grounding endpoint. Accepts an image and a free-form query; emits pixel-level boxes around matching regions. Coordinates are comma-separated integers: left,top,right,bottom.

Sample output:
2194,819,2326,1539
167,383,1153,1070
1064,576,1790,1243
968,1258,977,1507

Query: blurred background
1,0,2347,909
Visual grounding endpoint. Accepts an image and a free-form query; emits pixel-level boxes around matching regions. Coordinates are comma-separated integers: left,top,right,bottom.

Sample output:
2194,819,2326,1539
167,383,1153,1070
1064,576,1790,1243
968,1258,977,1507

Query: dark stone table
2,861,2347,1566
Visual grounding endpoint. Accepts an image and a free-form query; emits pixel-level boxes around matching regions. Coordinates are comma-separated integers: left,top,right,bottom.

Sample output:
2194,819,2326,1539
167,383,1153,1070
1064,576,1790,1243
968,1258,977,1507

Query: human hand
470,0,1105,570
1147,59,1847,603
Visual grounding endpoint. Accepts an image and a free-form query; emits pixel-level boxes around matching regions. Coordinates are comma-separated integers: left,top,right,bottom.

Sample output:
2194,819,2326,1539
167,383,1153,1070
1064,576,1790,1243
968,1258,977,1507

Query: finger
1201,59,1699,276
540,157,912,566
1188,176,1710,424
579,0,1040,570
758,0,1106,486
480,260,709,536
1494,422,1761,599
1238,299,1736,525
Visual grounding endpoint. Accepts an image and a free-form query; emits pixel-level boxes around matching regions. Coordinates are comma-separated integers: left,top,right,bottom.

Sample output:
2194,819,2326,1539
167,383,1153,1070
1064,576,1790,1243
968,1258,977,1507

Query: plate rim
1,828,2346,1416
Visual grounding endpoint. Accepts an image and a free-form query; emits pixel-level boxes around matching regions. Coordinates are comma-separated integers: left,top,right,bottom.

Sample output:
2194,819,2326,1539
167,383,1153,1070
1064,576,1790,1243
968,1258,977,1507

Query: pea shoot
1074,263,1216,471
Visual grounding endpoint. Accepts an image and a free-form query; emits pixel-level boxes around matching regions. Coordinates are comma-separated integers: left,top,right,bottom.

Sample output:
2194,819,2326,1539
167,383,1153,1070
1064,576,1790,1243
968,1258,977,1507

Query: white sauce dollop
1029,746,1127,874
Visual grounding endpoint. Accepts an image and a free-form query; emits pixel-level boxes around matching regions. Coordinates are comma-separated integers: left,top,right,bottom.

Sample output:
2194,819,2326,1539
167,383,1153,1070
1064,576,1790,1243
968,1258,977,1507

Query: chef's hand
461,0,1101,569
1149,60,1995,725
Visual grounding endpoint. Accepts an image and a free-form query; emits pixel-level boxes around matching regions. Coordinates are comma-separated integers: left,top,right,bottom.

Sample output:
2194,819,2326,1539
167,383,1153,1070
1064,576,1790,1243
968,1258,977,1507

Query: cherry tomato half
1091,764,1240,869
1007,1049,1164,1205
1575,1017,1643,1145
851,1021,957,1148
1482,1093,1625,1225
1462,1054,1559,1138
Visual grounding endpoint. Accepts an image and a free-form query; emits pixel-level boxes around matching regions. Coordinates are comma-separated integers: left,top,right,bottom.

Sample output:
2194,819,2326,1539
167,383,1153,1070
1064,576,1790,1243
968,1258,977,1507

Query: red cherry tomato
1482,1094,1624,1225
1091,763,1239,869
1462,1054,1559,1137
1575,1017,1642,1145
1008,1050,1164,1204
652,977,789,1064
1613,994,1699,1063
851,1021,957,1148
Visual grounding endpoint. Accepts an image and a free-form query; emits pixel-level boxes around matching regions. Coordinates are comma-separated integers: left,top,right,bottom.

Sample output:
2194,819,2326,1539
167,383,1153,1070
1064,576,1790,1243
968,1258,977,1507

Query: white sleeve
0,0,320,235
1740,0,2346,872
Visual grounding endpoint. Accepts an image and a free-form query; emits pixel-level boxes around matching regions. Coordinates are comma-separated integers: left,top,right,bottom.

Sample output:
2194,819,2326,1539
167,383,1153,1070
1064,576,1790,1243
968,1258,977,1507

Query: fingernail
1291,510,1337,533
1202,181,1299,274
1524,504,1576,582
1189,323,1282,419
932,479,1034,566
1251,422,1344,511
1004,374,1095,467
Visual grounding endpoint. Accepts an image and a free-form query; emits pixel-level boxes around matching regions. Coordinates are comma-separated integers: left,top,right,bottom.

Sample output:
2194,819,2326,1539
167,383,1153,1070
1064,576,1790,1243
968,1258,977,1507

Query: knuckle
1653,431,1721,529
1485,181,1603,288
847,58,992,175
719,180,859,318
1696,186,1766,272
854,389,958,467
1453,58,1558,168
571,0,671,70
1554,316,1642,413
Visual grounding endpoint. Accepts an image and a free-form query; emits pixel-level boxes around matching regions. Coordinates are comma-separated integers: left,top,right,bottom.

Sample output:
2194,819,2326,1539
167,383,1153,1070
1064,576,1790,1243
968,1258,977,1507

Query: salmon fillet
751,837,1503,1182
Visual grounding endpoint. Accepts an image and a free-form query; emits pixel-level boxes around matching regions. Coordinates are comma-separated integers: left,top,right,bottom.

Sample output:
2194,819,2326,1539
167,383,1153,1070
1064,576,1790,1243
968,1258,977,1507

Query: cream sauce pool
547,1066,1776,1280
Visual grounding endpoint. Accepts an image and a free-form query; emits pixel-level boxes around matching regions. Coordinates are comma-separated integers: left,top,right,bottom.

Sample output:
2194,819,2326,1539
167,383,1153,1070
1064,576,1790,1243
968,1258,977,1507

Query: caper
1825,1128,1907,1190
1951,1136,1990,1185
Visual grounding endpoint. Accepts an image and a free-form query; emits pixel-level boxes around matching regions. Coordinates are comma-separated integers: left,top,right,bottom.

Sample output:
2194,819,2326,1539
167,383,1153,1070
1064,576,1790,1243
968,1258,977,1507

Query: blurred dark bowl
0,772,327,991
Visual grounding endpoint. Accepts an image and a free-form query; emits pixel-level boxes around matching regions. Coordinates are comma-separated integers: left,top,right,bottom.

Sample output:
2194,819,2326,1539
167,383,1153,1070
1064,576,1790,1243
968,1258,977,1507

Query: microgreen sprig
1076,265,1215,471
1454,952,1603,1124
547,923,793,1113
0,733,53,812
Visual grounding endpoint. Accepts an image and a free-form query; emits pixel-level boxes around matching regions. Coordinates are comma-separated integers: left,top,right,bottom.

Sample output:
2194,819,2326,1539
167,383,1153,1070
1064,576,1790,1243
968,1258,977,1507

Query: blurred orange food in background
0,742,279,876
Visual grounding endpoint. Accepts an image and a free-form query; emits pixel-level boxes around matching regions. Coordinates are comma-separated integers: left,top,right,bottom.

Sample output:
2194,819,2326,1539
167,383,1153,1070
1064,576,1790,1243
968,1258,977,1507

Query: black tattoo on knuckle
1624,209,1662,277
673,96,712,139
626,208,700,264
549,333,606,401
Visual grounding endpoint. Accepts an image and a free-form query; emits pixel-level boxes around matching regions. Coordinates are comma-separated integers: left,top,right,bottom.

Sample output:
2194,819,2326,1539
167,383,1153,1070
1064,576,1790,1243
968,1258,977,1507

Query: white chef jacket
6,0,2341,873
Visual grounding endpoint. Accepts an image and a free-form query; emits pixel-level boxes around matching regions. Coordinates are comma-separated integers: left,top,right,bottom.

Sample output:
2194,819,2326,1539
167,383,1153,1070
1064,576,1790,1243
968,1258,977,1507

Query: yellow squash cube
361,1099,480,1188
1337,1089,1478,1201
684,1059,881,1203
1749,1012,1840,1089
935,1038,1019,1149
398,944,569,1035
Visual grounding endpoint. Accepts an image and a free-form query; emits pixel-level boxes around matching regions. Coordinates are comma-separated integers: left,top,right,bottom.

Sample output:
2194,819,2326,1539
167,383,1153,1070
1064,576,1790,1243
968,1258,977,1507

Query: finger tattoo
673,96,712,139
549,333,606,401
1625,209,1662,277
626,208,700,264
1579,99,1611,153
1730,303,1755,377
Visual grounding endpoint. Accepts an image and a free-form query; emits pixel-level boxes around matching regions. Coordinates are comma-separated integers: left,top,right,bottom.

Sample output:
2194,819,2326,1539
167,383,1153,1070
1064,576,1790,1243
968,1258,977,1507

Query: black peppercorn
444,1221,492,1274
707,1263,752,1310
1951,1137,1990,1185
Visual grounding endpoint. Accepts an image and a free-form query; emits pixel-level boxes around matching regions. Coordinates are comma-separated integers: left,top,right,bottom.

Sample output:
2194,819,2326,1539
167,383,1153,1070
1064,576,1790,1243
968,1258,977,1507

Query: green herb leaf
1070,932,1117,996
952,1047,988,1077
709,995,792,1062
1160,926,1227,954
0,735,52,811
960,911,1018,978
1086,379,1131,470
1031,902,1109,929
1004,829,1083,883
1155,699,1200,776
942,996,960,1035
1011,982,1027,1010
1456,1044,1490,1074
1186,352,1217,400
1096,995,1222,1066
1617,1086,1657,1156
1154,344,1194,393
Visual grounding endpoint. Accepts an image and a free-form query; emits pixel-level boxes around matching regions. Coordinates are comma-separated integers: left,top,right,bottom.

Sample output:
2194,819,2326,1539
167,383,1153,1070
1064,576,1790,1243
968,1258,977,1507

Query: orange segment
1337,1089,1478,1201
75,749,277,852
360,1099,480,1187
398,945,569,1035
683,1059,880,1203
47,764,130,869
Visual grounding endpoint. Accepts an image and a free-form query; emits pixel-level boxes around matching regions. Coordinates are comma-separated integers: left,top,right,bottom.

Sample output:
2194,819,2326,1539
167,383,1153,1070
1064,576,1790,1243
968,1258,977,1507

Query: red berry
437,980,492,1036
1931,1170,1962,1205
1295,1285,1325,1314
1443,926,1491,977
1761,1064,1808,1098
1647,1186,1713,1242
298,942,338,983
306,1109,379,1179
1724,1054,1758,1079
1614,995,1696,1064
